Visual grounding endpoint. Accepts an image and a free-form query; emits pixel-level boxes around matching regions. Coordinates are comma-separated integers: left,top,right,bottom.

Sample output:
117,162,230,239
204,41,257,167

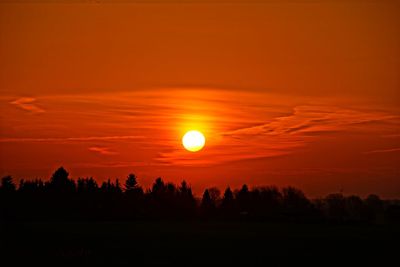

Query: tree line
1,167,399,223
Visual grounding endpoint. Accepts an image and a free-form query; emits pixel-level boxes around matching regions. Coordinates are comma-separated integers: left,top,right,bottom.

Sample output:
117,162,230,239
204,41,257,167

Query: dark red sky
0,1,399,197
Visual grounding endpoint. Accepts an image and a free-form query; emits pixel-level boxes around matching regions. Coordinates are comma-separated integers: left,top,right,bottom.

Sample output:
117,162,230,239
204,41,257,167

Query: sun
182,130,206,152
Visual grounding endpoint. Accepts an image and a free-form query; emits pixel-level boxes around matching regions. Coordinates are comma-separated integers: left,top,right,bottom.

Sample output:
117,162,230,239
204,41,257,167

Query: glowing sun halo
182,130,206,152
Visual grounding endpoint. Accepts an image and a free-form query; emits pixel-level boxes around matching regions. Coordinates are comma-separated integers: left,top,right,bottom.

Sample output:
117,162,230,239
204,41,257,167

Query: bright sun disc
182,130,205,152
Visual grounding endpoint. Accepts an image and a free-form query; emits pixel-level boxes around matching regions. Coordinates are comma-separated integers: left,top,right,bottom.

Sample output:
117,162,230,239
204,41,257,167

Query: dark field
1,220,399,265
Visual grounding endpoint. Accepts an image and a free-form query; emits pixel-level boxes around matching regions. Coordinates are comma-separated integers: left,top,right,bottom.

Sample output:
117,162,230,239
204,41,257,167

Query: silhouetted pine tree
221,187,235,217
201,189,216,217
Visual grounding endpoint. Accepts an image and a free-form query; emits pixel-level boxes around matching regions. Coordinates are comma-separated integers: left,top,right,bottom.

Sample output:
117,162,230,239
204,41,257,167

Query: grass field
1,220,399,264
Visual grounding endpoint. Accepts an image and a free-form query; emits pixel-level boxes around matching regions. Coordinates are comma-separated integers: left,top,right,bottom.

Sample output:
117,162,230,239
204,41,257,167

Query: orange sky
0,1,399,197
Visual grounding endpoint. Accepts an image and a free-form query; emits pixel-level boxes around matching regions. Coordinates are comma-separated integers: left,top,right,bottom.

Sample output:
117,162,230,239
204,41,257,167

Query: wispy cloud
157,103,399,166
0,135,145,143
10,97,45,113
364,148,400,154
223,105,398,137
70,161,156,168
2,89,400,168
88,146,118,155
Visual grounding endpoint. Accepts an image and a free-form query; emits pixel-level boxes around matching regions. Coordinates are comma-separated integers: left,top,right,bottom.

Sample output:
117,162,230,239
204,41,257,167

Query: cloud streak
0,135,145,143
2,89,399,168
364,148,400,154
88,146,118,155
157,102,399,166
10,97,45,113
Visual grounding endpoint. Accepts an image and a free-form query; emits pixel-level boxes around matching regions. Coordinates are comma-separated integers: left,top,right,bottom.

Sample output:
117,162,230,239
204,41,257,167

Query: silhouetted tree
75,177,99,219
221,187,235,217
177,181,196,217
178,181,194,201
222,187,234,203
345,195,366,222
1,176,16,193
0,167,398,224
122,174,144,219
148,177,170,217
386,201,400,223
0,176,17,219
77,177,98,193
365,194,384,223
45,167,76,218
236,184,250,216
324,193,346,221
166,183,176,195
201,189,216,217
49,167,75,193
19,179,45,193
201,189,213,207
98,179,123,220
282,186,313,220
257,186,282,217
208,187,221,204
115,179,122,194
178,181,189,195
152,177,166,195
50,167,68,184
124,174,138,192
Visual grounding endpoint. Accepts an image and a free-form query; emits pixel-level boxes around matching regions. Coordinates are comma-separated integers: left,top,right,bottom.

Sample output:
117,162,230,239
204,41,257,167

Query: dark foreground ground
1,220,399,265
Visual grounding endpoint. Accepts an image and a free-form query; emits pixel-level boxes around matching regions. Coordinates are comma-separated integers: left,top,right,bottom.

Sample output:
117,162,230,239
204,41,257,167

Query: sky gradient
0,1,399,197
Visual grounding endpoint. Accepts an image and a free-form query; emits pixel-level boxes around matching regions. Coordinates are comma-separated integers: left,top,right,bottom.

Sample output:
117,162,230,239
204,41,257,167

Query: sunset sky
0,1,399,198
